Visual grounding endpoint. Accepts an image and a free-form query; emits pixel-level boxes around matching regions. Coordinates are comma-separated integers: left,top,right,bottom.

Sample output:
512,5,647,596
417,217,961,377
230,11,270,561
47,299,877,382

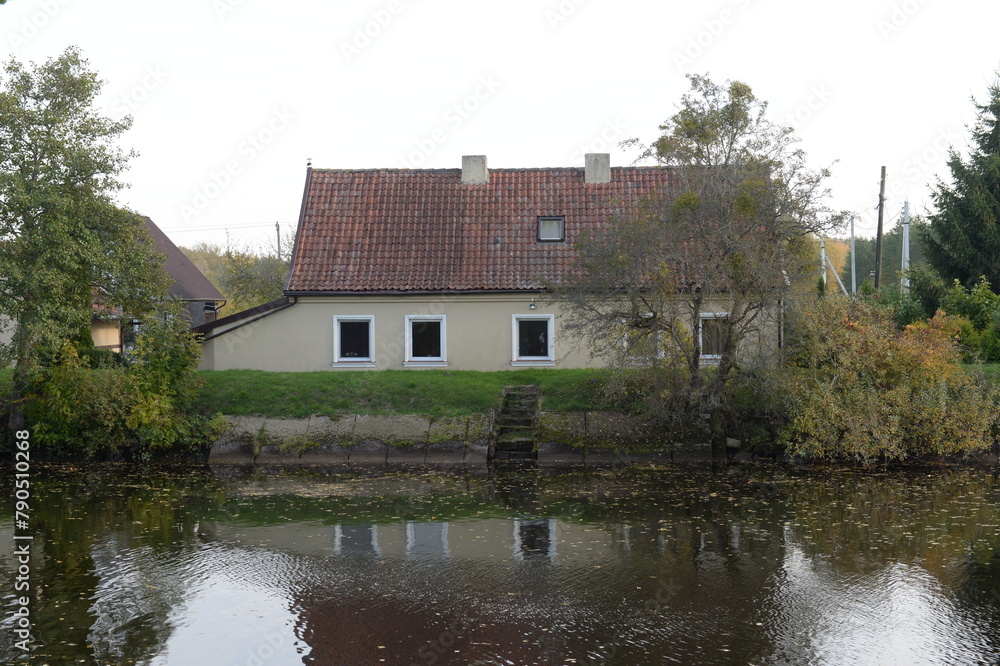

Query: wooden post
874,166,886,289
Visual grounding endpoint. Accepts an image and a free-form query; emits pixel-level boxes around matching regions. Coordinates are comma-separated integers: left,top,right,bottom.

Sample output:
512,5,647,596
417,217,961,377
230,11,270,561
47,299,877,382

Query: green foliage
839,217,928,290
219,249,288,312
894,264,947,325
26,304,216,460
0,47,169,429
924,75,1000,290
181,240,291,314
558,74,836,447
781,296,1000,463
940,276,1000,330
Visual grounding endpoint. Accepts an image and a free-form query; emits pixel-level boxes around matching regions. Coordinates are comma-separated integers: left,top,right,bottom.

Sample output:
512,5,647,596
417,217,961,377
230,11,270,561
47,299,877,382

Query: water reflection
2,463,1000,664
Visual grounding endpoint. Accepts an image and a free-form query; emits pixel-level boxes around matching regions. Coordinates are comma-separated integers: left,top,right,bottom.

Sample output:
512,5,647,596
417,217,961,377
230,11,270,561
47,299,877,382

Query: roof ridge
310,165,666,173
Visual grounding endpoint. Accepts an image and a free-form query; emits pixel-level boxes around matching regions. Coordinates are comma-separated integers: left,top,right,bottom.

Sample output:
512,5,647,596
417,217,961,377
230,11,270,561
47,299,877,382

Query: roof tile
286,166,673,293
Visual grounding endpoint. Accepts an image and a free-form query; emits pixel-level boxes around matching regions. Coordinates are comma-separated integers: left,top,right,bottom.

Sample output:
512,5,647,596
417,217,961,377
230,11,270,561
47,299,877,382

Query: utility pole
850,214,857,296
819,235,827,291
874,166,887,290
901,201,911,290
275,222,281,260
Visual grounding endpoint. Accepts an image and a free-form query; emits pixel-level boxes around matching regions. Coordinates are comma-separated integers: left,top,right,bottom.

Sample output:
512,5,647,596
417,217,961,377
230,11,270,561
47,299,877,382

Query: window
700,314,729,361
537,216,565,242
405,315,447,366
333,315,375,366
512,314,555,366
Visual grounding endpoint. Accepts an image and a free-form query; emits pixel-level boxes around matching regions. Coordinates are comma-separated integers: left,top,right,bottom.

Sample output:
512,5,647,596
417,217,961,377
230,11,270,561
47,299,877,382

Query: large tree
555,74,835,447
0,47,167,430
924,77,1000,290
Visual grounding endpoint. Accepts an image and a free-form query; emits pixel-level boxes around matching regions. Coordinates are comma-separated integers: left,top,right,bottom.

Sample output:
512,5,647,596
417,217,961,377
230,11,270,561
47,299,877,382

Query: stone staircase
490,385,540,461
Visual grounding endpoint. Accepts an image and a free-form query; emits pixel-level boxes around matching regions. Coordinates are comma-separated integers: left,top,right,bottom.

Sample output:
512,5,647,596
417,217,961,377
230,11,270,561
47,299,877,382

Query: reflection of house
197,154,691,371
92,218,225,351
513,519,556,562
333,524,381,556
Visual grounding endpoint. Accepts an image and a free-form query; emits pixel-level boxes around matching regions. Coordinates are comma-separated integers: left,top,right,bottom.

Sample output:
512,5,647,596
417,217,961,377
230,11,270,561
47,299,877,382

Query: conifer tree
925,77,1000,290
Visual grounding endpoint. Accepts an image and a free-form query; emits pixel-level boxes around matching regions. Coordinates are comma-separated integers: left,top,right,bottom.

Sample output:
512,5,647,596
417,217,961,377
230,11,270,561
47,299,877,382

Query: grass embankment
194,368,612,419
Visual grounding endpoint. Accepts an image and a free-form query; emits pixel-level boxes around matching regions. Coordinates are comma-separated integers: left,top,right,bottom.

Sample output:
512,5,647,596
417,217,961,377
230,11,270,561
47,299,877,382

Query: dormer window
537,216,565,242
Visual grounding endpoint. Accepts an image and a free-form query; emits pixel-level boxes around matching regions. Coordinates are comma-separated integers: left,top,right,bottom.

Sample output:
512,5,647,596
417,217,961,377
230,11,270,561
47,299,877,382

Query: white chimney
585,153,611,184
461,155,489,184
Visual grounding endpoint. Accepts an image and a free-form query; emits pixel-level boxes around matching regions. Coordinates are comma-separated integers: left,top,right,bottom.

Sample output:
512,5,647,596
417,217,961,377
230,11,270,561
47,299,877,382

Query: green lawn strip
194,368,612,418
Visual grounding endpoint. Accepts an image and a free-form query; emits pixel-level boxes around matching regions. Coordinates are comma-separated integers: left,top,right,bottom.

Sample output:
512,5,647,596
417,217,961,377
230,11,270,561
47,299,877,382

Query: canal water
3,462,1000,665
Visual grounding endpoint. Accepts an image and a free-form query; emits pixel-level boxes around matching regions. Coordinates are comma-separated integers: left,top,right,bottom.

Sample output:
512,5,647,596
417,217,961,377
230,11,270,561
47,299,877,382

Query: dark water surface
4,462,1000,665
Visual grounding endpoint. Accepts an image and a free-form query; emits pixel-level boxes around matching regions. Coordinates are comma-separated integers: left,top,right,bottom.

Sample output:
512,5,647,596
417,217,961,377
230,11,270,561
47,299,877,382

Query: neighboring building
143,217,225,327
92,217,225,351
196,154,776,372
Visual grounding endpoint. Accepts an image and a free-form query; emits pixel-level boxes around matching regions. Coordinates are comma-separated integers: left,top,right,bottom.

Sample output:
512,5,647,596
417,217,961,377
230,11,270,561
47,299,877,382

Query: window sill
403,361,449,368
331,360,377,368
511,360,556,367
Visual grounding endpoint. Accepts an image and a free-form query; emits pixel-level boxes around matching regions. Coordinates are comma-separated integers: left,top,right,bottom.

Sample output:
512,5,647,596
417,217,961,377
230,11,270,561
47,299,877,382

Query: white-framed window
620,313,664,364
537,216,565,242
511,314,555,366
699,313,729,362
404,314,447,366
333,315,375,367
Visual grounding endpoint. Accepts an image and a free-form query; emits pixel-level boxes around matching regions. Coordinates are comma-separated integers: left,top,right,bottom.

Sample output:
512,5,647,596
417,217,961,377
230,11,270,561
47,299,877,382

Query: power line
158,222,276,233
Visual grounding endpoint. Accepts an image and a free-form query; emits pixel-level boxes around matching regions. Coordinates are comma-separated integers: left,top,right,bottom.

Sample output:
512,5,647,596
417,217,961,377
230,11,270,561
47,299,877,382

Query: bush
27,304,217,460
780,296,1000,463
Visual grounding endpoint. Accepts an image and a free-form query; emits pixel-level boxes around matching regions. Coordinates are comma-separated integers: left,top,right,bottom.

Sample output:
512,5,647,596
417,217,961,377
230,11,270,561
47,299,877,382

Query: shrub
27,304,216,460
780,296,1000,463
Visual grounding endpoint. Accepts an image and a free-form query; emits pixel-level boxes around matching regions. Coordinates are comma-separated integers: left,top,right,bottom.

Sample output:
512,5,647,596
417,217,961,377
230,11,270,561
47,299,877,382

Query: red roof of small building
285,165,675,294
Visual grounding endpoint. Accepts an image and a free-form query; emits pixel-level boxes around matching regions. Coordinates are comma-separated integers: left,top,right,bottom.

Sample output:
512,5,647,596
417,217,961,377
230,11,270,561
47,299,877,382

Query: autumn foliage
781,296,1000,462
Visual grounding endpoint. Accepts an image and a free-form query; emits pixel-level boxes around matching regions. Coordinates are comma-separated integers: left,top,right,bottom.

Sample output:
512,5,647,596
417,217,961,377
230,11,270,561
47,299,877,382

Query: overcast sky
3,0,998,250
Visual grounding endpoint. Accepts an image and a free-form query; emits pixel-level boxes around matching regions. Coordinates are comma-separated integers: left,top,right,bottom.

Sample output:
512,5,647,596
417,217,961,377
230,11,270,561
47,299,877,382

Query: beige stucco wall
199,294,781,372
201,294,600,372
91,319,122,351
0,316,12,349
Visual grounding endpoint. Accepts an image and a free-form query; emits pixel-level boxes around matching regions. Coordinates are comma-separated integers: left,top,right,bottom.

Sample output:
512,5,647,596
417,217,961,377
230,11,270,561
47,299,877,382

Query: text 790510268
11,429,33,652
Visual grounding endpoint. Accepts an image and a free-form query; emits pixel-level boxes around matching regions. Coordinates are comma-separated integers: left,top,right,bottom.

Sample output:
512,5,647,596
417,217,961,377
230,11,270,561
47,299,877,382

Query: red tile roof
285,165,675,294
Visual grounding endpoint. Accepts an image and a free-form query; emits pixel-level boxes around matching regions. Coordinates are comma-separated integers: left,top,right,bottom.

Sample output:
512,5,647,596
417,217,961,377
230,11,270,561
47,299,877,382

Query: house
92,217,225,351
1,216,225,355
196,154,768,372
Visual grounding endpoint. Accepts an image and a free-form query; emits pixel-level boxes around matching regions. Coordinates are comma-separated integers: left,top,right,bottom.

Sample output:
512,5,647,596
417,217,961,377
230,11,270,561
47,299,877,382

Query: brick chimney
461,155,489,184
585,153,611,184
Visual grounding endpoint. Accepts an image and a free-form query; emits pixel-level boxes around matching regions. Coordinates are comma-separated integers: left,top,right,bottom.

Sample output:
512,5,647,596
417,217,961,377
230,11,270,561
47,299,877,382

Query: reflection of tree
781,470,1000,576
0,467,218,664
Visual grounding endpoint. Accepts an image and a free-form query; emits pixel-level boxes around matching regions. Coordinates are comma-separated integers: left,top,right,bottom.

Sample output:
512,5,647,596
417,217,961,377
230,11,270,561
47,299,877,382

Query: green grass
194,368,612,418
977,363,1000,384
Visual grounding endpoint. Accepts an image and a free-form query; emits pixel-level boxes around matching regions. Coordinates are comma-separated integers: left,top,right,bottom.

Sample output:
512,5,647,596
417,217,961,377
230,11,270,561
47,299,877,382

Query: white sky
3,0,998,250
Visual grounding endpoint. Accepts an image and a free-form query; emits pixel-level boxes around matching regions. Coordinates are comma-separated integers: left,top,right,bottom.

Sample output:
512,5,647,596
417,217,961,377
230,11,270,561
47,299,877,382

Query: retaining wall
209,411,714,465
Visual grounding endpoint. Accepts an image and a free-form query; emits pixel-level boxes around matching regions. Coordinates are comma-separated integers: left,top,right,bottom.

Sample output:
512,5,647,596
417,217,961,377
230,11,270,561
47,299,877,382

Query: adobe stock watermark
7,0,73,50
672,0,752,73
782,84,834,131
544,0,590,31
244,622,297,666
877,0,931,40
396,75,501,168
179,107,295,222
341,0,414,63
900,125,959,184
214,0,250,21
110,65,169,117
569,117,629,164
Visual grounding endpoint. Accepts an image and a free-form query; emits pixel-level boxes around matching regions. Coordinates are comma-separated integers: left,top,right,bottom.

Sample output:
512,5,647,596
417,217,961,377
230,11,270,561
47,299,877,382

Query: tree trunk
8,366,27,434
7,325,32,434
